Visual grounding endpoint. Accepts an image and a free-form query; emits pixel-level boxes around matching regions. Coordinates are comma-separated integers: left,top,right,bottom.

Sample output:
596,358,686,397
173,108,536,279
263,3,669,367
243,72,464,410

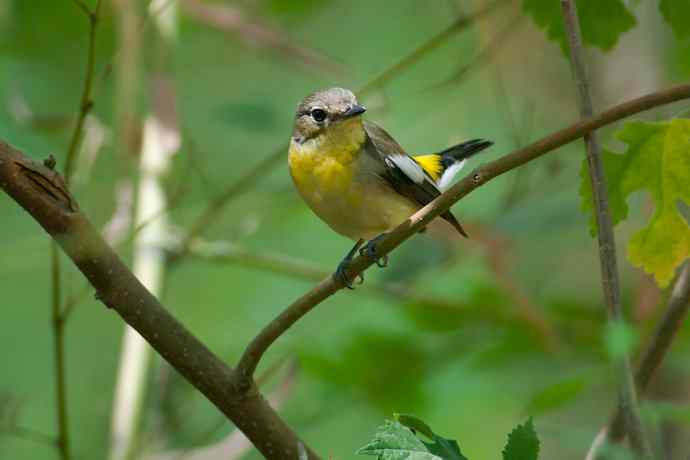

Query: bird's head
292,87,366,144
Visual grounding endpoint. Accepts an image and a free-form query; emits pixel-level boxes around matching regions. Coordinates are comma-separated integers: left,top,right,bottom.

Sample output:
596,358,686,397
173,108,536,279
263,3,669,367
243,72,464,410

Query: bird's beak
342,104,366,119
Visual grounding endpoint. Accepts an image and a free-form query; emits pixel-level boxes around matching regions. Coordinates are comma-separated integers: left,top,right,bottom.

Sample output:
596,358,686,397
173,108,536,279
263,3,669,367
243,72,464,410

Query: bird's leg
334,238,365,289
359,233,389,268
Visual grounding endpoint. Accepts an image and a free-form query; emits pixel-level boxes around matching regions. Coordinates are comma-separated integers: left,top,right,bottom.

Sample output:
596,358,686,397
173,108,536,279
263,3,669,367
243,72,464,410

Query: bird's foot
359,233,389,268
334,255,364,289
333,239,365,289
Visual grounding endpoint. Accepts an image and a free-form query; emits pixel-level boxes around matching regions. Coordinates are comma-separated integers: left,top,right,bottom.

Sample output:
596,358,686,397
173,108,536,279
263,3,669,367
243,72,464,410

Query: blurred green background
1,1,689,459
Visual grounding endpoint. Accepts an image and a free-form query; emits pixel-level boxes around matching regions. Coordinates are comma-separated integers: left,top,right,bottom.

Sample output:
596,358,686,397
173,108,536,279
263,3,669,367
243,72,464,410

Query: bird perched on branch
288,87,492,287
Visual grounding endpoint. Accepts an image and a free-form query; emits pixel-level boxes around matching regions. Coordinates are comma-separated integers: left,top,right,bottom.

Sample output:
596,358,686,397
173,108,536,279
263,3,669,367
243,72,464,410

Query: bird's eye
311,108,327,122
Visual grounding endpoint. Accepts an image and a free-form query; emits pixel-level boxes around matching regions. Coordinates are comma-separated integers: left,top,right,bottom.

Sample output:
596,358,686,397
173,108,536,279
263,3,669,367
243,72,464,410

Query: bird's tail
437,138,493,190
414,138,493,191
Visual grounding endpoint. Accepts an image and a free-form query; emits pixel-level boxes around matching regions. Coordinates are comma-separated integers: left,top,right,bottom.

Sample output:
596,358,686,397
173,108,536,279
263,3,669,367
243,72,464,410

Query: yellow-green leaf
579,119,690,287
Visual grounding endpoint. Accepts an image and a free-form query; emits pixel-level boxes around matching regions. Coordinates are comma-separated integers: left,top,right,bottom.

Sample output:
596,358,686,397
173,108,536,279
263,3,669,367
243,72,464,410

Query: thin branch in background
559,0,650,457
189,239,556,343
50,242,68,460
64,0,103,184
180,0,343,75
174,1,504,259
2,84,689,460
234,83,690,379
358,0,503,95
48,2,104,460
586,261,690,460
426,11,521,92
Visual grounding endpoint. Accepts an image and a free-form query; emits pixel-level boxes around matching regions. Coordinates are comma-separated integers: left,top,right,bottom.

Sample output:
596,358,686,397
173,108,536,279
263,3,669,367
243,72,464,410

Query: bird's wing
363,121,467,236
363,121,441,205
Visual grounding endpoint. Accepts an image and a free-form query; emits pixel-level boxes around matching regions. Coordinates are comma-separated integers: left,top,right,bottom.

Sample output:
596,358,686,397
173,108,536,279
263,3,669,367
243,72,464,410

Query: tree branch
586,261,690,460
0,143,321,459
235,83,690,379
560,1,650,456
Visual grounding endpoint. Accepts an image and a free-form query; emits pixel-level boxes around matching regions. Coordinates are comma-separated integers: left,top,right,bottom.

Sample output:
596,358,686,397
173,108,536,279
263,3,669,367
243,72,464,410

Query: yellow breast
288,119,418,240
288,118,366,202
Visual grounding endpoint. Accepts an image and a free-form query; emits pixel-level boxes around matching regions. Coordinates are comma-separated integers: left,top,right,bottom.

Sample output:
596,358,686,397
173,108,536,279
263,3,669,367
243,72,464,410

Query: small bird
288,87,492,287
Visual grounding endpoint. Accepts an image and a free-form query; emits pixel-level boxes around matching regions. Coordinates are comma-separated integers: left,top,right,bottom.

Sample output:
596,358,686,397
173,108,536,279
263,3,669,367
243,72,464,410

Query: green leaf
522,0,636,53
502,418,540,460
395,414,469,460
523,377,589,416
579,119,690,287
357,420,442,460
660,0,690,39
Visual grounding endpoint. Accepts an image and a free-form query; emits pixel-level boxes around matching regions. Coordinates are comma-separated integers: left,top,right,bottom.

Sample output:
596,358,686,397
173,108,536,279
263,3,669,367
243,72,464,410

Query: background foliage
0,0,689,459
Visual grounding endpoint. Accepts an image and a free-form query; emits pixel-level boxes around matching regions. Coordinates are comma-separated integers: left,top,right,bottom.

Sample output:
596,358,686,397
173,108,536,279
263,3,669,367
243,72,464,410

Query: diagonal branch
0,144,321,460
559,0,650,456
235,83,690,379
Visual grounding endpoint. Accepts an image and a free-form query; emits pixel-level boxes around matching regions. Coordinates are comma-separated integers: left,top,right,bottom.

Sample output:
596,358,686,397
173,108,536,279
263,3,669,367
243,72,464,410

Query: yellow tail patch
413,154,443,181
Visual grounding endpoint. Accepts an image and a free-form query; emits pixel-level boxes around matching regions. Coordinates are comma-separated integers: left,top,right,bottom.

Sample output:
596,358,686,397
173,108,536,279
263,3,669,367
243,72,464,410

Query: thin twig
173,1,502,258
234,83,690,379
180,0,343,75
358,0,503,95
427,11,521,91
3,84,689,459
64,0,103,184
50,242,69,460
586,261,690,459
560,1,650,457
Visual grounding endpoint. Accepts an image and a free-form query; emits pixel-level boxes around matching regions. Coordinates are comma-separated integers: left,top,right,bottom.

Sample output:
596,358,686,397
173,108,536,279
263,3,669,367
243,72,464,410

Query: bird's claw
359,234,389,268
334,257,364,289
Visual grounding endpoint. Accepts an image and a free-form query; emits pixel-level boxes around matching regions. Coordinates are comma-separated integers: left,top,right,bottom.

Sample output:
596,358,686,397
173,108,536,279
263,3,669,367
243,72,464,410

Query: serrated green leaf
522,0,636,53
523,377,589,416
579,119,690,287
395,414,468,460
357,421,442,460
502,418,540,460
660,0,690,39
